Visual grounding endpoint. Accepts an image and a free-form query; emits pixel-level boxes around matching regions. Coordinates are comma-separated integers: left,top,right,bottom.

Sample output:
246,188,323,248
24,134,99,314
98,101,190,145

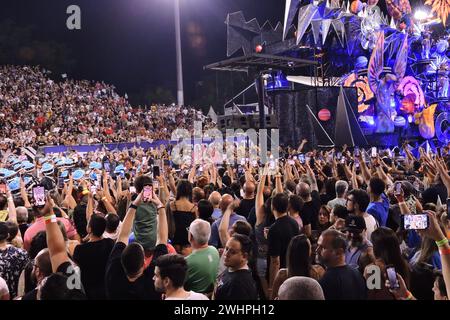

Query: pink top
23,217,77,251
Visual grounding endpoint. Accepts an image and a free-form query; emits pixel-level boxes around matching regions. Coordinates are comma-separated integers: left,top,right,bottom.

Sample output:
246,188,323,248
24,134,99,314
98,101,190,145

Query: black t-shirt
267,215,300,268
73,238,115,299
319,265,367,300
105,242,168,300
235,198,255,220
301,191,321,230
214,269,257,300
54,261,87,299
320,193,334,206
22,288,37,300
247,207,257,228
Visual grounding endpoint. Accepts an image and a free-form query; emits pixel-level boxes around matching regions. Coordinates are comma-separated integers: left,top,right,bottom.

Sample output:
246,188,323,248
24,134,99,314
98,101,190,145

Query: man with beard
343,215,373,271
153,254,208,300
346,189,378,240
317,229,367,300
22,249,52,300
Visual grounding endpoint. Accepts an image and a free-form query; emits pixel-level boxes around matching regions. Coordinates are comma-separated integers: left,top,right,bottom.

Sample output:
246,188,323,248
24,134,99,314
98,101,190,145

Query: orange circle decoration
318,109,331,121
350,0,363,13
343,73,374,113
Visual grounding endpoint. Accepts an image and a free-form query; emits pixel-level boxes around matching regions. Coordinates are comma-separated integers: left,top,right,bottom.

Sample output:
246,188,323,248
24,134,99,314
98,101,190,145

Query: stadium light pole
174,0,184,106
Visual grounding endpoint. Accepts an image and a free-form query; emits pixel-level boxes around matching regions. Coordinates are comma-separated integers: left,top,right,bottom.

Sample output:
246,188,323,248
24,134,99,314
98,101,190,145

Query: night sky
0,0,284,105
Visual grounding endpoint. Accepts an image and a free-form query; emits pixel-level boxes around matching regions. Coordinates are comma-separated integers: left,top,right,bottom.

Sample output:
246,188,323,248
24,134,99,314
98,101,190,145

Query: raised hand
227,199,241,212
149,190,163,208
420,210,446,242
385,272,411,300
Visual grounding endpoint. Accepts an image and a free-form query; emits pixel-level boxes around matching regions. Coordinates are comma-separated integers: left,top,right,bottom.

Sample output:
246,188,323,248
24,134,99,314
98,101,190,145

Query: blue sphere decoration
355,56,368,69
394,116,406,127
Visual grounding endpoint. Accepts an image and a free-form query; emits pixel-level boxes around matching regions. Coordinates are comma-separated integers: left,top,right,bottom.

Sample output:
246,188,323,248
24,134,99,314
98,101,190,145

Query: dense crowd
0,136,450,301
0,65,215,148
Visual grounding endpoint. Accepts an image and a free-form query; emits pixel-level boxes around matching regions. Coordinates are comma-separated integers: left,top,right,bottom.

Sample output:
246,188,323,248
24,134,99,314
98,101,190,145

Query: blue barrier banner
42,141,174,154
41,136,248,155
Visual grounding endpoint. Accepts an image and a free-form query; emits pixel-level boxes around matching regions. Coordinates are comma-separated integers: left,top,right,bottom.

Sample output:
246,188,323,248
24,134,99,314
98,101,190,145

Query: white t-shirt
0,276,9,298
363,213,378,240
165,291,209,300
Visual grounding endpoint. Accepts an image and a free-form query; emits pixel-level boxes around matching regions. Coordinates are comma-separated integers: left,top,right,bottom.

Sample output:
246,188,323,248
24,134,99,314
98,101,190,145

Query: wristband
82,189,89,196
435,238,449,247
439,248,450,255
157,206,165,210
44,215,57,224
129,204,138,210
101,197,107,202
403,291,413,300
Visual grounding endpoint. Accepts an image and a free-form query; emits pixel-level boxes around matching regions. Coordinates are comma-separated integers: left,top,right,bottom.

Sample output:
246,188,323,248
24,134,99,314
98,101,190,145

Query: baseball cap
72,169,85,181
89,171,98,181
89,162,102,170
344,215,366,232
41,163,54,176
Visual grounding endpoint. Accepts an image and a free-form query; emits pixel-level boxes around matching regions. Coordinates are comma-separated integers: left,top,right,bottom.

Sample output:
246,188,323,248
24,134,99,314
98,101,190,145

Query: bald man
278,277,325,300
208,191,222,220
22,249,52,300
16,206,30,239
208,194,247,248
296,181,321,231
235,182,255,220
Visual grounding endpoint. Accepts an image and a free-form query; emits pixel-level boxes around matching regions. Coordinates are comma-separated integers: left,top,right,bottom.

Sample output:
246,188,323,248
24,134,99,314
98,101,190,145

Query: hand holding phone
394,182,402,197
371,147,377,158
298,154,305,164
386,266,400,290
33,186,45,207
143,185,153,202
58,177,65,189
402,214,429,230
153,166,160,178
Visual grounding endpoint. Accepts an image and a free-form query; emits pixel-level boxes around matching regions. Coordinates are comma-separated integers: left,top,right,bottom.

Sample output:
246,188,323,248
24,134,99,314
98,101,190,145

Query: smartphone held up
386,266,400,290
143,185,153,202
402,214,429,230
33,186,46,207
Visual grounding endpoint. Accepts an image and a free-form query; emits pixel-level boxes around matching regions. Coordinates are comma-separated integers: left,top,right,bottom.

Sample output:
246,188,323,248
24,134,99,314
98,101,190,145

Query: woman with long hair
410,236,442,270
364,227,410,299
318,205,332,233
270,234,324,299
167,179,198,255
